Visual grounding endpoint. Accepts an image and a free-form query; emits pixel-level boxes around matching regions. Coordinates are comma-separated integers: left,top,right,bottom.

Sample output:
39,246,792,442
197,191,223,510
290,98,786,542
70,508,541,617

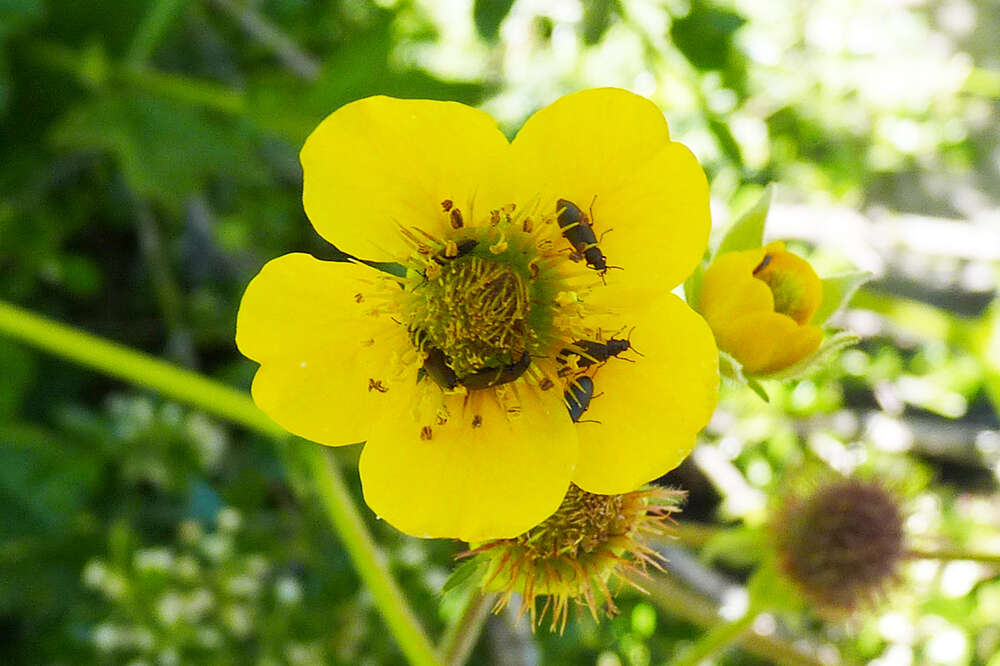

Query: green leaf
812,271,871,326
669,1,746,71
50,92,264,209
0,0,42,116
707,116,743,166
0,424,100,541
582,0,616,45
0,338,35,421
745,377,770,402
714,185,773,259
473,0,516,41
0,0,42,40
763,330,861,382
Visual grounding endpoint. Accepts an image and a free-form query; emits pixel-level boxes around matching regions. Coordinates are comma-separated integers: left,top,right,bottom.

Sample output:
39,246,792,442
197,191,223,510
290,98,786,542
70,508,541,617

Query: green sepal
682,249,709,310
713,185,773,260
761,330,861,382
441,556,487,598
812,271,871,326
719,351,770,401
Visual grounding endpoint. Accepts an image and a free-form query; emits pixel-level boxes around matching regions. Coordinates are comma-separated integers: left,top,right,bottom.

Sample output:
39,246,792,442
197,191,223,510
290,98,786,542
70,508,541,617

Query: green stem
908,548,1000,566
638,573,823,666
669,607,758,666
437,592,495,666
0,300,278,435
0,299,441,666
301,445,441,666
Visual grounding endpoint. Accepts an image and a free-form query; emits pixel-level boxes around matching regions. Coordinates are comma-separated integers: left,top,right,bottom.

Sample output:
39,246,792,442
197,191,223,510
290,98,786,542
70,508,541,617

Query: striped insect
556,335,634,370
556,198,609,274
564,376,595,422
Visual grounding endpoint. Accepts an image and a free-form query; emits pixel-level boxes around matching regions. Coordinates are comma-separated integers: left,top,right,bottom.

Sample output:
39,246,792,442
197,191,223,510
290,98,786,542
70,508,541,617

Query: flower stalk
0,298,442,666
668,607,759,666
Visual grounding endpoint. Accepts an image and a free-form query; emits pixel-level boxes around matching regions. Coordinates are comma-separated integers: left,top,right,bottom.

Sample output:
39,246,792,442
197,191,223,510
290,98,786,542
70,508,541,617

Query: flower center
415,255,532,377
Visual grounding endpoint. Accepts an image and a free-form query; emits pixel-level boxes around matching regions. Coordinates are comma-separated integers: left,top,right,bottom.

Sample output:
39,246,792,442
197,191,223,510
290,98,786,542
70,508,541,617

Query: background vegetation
2,0,1000,664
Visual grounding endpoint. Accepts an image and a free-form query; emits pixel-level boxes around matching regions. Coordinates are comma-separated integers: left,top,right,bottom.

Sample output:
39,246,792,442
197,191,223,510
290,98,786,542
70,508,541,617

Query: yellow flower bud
698,241,823,374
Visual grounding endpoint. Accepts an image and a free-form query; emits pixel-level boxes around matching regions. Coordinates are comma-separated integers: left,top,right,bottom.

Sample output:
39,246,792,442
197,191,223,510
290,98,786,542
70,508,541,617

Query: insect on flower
236,89,720,541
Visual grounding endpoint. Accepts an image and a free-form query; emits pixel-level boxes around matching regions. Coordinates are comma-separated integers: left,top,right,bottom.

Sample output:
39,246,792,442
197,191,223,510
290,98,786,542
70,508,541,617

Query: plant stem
437,592,495,666
669,607,758,666
637,573,824,666
0,299,441,666
0,300,278,435
908,548,1000,566
301,445,441,666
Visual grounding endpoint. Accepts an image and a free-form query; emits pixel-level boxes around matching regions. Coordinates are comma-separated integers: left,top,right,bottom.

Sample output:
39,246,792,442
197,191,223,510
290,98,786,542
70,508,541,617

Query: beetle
557,337,632,368
421,346,459,390
421,346,532,391
556,198,608,273
564,376,595,422
458,352,532,390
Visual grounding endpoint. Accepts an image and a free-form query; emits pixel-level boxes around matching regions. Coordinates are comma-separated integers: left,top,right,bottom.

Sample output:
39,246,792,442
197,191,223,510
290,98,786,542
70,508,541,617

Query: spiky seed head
772,478,905,615
464,484,684,632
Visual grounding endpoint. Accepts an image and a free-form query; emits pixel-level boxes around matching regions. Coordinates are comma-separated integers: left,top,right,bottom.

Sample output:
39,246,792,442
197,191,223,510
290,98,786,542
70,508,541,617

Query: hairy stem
438,592,495,666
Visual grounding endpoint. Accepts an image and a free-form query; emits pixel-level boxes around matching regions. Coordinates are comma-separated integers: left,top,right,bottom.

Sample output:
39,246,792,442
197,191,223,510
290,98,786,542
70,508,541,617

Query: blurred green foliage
1,0,999,664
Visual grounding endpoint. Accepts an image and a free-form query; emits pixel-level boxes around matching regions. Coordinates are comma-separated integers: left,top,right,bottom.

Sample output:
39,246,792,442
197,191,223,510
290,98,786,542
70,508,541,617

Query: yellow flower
236,89,719,541
698,241,823,375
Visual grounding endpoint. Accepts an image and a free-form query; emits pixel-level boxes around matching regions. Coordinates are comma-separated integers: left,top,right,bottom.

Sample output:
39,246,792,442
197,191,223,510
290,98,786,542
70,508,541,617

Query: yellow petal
572,294,719,494
698,247,771,324
720,312,822,374
510,88,709,289
359,386,578,541
236,254,402,445
301,96,511,261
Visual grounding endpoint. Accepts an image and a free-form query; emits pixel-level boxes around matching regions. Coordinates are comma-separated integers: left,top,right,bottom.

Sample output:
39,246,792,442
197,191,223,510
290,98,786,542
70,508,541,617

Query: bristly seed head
462,484,684,632
772,477,905,615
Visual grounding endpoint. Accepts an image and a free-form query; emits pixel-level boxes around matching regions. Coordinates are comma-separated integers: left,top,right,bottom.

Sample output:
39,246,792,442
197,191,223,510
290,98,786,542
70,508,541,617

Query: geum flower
236,89,719,542
699,241,823,375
